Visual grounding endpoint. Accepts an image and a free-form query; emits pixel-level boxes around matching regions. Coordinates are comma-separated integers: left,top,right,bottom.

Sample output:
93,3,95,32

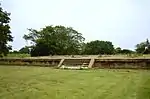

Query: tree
9,50,19,54
135,39,150,54
115,47,134,54
0,4,13,57
83,40,114,55
24,25,85,56
19,46,30,54
120,49,134,54
115,47,122,54
30,41,50,56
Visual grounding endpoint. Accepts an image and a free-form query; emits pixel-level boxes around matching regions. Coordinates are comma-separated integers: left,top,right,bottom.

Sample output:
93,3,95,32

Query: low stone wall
0,58,150,69
94,59,150,69
0,58,61,67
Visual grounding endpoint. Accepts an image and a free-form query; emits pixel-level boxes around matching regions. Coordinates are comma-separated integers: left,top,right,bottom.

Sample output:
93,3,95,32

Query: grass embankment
3,54,150,59
4,53,30,58
0,66,150,99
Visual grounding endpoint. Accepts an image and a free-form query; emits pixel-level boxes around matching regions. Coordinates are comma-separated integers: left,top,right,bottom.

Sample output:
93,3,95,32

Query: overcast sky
1,0,150,50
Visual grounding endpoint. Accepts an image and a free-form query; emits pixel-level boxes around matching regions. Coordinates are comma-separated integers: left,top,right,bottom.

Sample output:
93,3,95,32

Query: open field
0,66,150,99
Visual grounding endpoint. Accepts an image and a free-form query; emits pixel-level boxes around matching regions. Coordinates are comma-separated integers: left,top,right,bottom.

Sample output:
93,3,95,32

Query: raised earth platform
0,56,150,69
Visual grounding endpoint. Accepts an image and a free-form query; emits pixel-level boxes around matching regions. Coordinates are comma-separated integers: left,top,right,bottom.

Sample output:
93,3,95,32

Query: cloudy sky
1,0,150,50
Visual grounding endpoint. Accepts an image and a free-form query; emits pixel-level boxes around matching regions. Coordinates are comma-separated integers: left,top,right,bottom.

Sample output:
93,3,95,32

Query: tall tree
135,39,150,54
83,40,114,55
24,25,85,56
0,4,13,57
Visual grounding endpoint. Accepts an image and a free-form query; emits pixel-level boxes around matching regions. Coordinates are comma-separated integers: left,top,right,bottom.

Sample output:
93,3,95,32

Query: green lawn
0,66,150,99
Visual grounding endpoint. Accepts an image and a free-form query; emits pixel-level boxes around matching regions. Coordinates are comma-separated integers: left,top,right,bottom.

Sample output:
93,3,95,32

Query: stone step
88,58,95,68
58,59,65,67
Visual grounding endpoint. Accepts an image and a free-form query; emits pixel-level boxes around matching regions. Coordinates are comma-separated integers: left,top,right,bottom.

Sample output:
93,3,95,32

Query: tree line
0,4,150,57
20,25,150,56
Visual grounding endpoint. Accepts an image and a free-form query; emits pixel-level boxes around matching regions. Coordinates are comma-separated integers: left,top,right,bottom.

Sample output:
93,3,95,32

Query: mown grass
0,66,150,99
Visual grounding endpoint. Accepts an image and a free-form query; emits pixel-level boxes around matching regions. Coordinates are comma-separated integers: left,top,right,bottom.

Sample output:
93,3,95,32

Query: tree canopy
135,39,150,54
114,47,122,54
82,40,114,55
19,46,30,54
114,47,134,54
0,4,13,57
24,25,85,56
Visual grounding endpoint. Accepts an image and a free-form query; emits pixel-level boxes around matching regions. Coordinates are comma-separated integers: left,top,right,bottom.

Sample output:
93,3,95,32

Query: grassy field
0,66,150,99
